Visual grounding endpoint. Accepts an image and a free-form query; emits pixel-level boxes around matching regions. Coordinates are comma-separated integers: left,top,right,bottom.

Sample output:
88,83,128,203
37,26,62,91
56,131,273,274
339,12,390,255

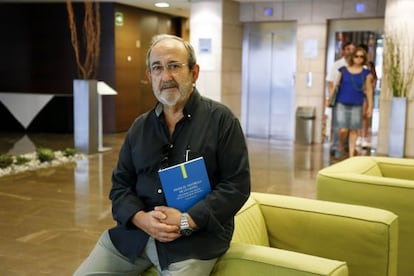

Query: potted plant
66,0,101,154
382,27,414,157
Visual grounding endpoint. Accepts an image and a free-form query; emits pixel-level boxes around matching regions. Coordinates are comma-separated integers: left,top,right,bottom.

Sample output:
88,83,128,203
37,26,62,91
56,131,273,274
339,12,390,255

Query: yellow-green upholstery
144,192,398,276
228,192,398,276
317,156,414,276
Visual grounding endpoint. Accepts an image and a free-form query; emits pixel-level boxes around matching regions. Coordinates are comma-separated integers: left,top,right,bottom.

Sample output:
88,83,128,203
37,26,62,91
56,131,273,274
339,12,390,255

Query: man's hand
132,209,180,242
154,206,181,225
155,206,198,229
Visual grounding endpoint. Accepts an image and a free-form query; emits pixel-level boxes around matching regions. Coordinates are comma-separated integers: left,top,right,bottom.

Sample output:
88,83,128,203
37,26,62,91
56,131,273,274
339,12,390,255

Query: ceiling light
155,2,170,8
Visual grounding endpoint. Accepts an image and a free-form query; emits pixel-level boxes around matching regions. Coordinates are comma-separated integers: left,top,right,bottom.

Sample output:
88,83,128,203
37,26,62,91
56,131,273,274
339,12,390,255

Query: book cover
158,157,211,212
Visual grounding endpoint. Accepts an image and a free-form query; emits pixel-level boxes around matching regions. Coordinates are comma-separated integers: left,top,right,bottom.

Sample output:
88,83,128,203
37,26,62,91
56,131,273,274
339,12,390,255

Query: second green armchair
223,192,398,276
317,156,414,276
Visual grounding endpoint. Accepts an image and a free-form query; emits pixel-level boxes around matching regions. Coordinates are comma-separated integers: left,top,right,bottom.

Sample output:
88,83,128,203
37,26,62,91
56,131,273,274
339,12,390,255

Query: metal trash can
295,106,316,144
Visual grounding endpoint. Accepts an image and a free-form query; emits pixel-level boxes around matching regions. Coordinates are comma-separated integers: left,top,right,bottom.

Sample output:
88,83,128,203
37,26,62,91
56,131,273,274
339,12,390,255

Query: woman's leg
359,100,371,148
348,129,358,157
337,127,348,156
349,105,363,157
335,103,347,158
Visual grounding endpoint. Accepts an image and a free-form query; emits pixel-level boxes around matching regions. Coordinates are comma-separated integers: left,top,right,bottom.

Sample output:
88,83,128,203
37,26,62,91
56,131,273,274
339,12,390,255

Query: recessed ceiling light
155,2,170,8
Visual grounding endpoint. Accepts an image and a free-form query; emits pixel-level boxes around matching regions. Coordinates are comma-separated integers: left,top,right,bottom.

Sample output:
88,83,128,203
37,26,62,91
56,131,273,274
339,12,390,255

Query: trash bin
295,106,316,144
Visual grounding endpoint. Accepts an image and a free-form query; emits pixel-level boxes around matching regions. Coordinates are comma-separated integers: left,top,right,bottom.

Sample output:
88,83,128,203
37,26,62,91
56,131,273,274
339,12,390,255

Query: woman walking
331,47,373,159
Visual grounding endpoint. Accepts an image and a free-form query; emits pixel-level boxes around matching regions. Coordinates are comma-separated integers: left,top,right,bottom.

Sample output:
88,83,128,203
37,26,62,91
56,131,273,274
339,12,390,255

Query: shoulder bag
328,86,339,107
328,71,342,108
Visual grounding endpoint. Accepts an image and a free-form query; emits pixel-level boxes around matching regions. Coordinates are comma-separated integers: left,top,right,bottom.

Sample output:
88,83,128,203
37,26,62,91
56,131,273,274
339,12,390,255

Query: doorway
241,22,297,140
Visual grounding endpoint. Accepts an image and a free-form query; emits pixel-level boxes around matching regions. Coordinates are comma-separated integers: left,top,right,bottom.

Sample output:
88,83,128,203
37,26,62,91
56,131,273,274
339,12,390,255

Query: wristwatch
180,213,193,236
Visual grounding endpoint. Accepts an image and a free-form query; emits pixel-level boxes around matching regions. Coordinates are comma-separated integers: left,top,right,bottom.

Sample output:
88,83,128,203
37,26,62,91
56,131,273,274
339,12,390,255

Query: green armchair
145,192,398,276
317,156,414,276
213,192,397,276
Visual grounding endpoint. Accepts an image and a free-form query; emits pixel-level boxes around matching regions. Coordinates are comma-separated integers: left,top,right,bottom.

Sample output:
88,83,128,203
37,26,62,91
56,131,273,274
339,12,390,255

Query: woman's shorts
335,102,362,129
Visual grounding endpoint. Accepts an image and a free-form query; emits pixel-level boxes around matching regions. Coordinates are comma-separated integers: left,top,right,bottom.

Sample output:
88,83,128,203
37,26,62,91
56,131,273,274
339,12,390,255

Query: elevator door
243,23,296,140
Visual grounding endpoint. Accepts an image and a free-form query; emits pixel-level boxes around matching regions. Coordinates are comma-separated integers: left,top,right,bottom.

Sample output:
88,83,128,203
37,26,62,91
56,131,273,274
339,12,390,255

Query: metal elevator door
243,22,296,140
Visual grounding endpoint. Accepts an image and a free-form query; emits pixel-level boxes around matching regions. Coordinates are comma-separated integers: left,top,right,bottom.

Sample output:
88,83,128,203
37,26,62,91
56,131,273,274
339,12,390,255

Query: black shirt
108,89,251,269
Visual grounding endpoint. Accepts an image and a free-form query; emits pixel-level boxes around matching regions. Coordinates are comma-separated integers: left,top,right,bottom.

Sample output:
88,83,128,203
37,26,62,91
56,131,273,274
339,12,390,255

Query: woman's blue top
337,66,370,105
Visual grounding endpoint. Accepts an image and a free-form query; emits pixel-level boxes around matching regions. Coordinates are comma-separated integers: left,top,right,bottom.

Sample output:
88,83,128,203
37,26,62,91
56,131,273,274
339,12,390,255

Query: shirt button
157,189,162,194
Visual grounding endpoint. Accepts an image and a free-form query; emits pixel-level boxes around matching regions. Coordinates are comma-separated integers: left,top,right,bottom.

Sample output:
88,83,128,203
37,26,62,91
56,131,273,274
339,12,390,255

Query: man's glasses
160,144,173,169
151,62,187,76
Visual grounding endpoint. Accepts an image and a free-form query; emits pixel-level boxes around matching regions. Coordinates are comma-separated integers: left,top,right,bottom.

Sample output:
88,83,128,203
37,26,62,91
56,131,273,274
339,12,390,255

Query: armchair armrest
252,192,398,276
211,243,348,276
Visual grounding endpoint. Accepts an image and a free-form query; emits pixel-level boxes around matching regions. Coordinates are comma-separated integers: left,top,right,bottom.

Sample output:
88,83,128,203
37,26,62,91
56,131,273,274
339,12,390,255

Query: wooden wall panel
113,4,181,131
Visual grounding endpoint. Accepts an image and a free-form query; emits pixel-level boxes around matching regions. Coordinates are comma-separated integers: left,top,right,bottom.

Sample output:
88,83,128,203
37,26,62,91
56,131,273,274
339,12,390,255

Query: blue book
158,157,211,212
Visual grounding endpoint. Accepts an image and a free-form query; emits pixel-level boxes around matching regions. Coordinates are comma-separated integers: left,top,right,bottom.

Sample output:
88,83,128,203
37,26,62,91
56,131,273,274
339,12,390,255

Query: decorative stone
0,151,85,178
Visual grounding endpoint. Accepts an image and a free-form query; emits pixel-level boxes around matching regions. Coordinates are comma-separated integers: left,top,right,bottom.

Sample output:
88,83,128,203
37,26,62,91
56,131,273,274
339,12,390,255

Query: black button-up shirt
108,89,251,269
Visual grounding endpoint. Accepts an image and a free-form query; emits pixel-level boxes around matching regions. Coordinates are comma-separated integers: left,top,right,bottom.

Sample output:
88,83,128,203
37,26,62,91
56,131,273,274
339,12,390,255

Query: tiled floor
0,132,373,275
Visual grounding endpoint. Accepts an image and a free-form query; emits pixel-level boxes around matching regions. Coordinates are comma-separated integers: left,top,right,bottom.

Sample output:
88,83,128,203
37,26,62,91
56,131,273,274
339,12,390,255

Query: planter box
388,97,407,157
73,79,99,154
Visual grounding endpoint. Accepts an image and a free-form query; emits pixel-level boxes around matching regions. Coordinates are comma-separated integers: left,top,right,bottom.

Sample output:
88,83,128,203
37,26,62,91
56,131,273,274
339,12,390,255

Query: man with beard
74,34,251,276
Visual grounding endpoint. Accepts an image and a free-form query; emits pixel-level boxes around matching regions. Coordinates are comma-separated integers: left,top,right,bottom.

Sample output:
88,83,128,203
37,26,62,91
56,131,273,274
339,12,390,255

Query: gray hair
145,34,197,71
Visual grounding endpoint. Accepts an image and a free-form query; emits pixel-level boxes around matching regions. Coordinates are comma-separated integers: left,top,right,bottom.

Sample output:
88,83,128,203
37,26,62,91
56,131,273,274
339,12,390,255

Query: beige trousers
73,230,217,276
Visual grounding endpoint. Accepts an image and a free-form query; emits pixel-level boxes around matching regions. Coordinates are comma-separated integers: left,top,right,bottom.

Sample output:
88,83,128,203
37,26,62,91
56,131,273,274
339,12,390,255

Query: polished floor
0,132,374,275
